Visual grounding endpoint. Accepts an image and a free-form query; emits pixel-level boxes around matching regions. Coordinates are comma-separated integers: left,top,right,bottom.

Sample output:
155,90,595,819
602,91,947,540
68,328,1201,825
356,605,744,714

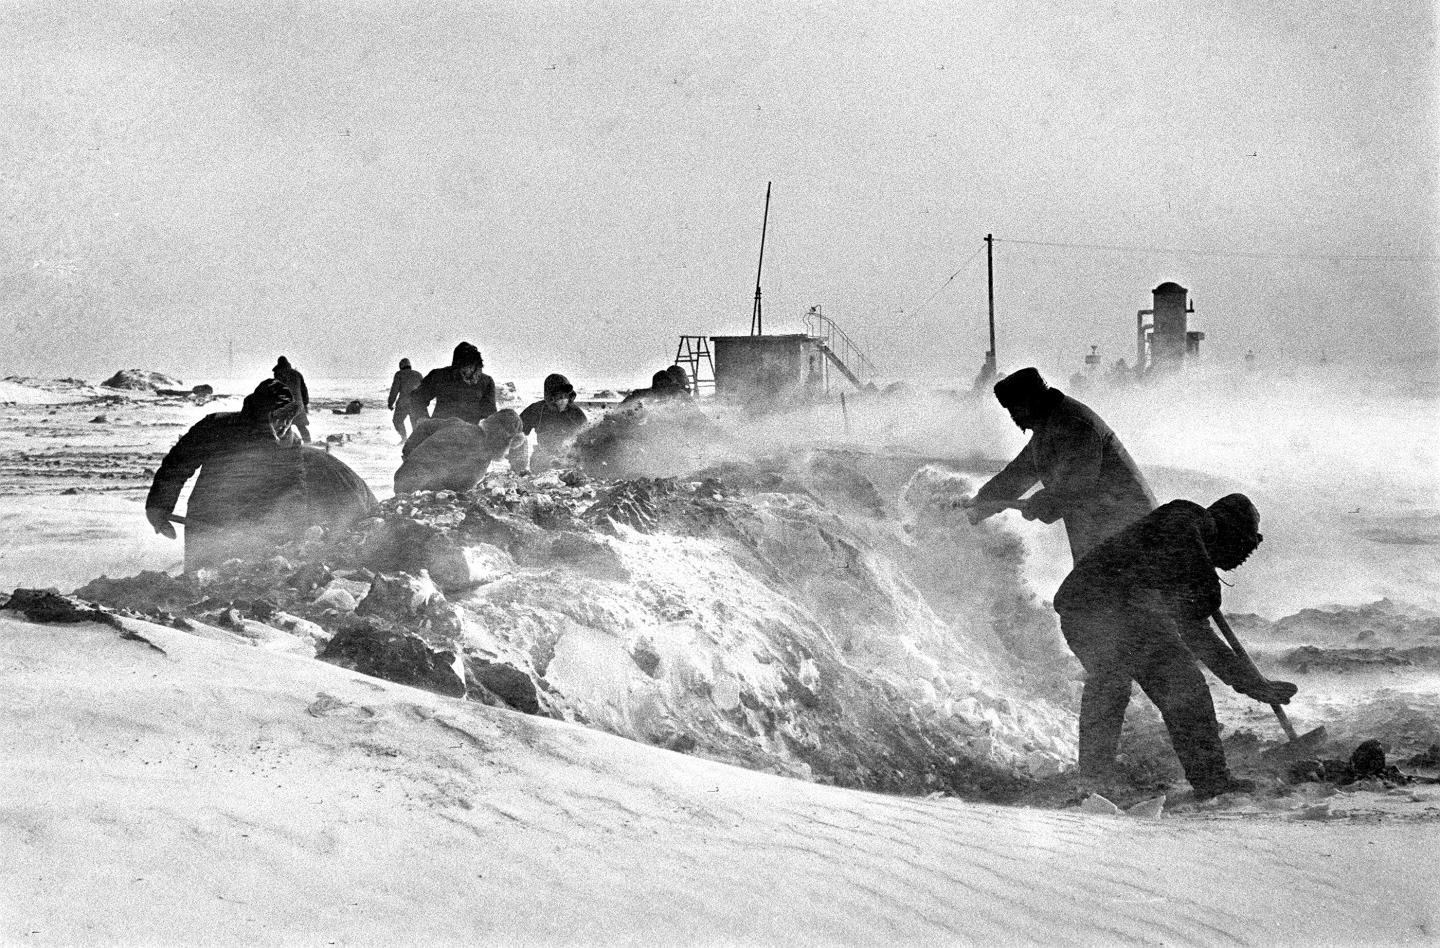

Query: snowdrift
74,452,1080,798
100,368,182,391
2,615,1436,945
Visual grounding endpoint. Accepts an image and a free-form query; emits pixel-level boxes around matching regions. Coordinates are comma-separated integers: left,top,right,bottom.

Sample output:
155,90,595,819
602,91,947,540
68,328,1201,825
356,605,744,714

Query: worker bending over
1053,493,1297,800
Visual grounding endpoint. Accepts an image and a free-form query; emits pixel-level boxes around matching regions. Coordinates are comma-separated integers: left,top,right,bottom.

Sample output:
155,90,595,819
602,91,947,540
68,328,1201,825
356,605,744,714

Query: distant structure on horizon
1135,281,1205,374
703,305,876,405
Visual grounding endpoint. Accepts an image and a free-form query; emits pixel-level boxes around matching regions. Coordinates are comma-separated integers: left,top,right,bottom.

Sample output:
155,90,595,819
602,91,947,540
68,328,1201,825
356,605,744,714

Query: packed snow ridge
69,453,1081,799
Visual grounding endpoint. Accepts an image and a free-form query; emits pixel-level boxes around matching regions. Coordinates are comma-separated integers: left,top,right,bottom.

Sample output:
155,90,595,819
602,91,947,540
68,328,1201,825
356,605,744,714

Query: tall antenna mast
750,181,772,336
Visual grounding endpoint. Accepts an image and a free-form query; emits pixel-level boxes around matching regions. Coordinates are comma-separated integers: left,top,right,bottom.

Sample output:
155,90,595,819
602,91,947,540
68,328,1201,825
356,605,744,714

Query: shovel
961,497,1032,524
1211,610,1327,760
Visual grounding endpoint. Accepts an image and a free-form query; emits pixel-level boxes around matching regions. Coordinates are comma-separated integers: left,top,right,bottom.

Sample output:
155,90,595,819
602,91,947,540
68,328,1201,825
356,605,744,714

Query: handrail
802,307,878,385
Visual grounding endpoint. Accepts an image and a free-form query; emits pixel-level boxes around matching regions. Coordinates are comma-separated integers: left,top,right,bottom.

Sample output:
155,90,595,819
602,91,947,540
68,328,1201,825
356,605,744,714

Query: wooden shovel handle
1212,610,1300,742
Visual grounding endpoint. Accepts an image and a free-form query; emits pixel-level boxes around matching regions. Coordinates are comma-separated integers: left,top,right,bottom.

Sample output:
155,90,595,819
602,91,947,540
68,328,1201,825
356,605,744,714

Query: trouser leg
1078,674,1132,778
392,405,409,439
1133,647,1231,794
1060,609,1134,779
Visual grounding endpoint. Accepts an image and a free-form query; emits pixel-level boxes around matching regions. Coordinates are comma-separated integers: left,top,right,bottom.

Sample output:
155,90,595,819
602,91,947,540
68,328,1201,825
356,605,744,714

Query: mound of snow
101,368,182,391
75,456,1080,799
0,377,91,404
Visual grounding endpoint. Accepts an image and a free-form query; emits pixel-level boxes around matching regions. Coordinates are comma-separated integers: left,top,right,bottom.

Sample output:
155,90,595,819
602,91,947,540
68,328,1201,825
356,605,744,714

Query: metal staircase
803,306,877,391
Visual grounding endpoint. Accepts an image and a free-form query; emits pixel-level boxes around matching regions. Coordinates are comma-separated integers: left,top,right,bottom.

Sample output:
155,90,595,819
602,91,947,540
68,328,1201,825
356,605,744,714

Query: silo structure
1150,282,1190,370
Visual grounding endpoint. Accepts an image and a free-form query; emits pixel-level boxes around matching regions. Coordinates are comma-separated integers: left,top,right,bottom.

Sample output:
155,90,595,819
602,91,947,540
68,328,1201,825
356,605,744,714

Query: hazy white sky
2,0,1435,384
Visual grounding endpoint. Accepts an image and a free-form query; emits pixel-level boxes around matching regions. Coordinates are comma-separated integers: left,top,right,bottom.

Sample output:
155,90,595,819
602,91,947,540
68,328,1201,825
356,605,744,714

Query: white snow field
2,616,1436,946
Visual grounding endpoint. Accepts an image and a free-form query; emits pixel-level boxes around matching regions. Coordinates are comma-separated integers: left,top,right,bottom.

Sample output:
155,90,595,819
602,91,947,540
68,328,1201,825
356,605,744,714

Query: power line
901,243,988,320
993,236,1439,264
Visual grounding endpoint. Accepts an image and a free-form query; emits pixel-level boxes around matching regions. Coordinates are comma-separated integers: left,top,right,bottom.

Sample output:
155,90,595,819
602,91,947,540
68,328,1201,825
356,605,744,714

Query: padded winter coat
975,388,1155,561
146,410,375,570
410,343,497,423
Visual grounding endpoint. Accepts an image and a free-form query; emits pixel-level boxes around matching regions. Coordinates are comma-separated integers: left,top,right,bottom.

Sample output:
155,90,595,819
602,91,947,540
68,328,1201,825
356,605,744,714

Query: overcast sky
2,0,1435,385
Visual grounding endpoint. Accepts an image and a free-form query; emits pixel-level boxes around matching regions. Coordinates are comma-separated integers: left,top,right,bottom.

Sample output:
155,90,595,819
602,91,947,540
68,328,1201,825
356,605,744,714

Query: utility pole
750,181,772,336
227,339,234,377
972,234,997,390
985,233,996,373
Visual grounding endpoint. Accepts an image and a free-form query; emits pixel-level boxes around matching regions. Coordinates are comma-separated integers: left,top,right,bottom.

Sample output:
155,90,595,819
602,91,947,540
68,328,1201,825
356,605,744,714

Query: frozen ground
2,366,1439,943
2,616,1436,945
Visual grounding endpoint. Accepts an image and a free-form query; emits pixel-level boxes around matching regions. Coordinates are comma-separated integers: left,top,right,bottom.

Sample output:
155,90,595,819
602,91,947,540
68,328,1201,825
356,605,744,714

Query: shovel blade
1259,725,1329,762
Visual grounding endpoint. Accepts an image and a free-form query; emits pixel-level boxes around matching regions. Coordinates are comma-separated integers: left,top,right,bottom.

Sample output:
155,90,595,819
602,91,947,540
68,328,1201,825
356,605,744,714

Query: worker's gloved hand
1238,677,1298,705
960,498,991,526
146,506,177,540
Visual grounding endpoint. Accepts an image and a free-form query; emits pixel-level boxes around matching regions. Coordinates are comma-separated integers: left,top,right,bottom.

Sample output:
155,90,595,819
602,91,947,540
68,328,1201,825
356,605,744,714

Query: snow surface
2,368,1439,944
3,616,1437,945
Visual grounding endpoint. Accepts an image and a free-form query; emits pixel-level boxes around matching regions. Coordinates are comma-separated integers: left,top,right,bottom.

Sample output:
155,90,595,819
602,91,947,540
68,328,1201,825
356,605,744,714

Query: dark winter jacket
410,343,497,423
145,397,375,569
388,367,423,409
618,369,689,408
520,373,587,447
1055,500,1220,620
975,388,1155,561
273,360,309,407
1054,499,1252,687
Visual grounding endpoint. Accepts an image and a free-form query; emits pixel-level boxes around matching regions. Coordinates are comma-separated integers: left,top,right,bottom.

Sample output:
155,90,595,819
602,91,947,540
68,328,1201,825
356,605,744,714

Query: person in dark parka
515,373,587,473
967,367,1156,563
1053,493,1297,800
409,342,497,424
618,368,687,408
394,409,524,494
145,379,376,571
387,358,425,440
272,356,311,443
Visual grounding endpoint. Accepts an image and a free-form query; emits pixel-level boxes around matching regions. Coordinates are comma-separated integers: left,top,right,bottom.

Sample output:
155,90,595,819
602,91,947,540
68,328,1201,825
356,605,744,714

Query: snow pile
100,368,183,391
73,454,1078,799
0,377,91,405
1266,598,1440,648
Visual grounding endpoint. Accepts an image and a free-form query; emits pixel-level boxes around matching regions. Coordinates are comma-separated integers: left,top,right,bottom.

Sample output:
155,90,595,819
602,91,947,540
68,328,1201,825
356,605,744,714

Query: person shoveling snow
1052,493,1299,801
144,379,376,571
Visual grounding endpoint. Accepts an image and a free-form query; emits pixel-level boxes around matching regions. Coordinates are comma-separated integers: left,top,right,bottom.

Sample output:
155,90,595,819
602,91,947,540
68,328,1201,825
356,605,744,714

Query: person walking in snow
514,373,587,474
409,342,497,424
387,358,424,440
272,356,312,443
1052,493,1297,801
145,379,375,571
965,367,1155,563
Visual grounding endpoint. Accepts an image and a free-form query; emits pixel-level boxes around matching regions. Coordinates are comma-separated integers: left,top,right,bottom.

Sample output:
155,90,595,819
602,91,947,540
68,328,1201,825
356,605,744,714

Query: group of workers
965,366,1296,801
141,345,1291,802
143,342,655,568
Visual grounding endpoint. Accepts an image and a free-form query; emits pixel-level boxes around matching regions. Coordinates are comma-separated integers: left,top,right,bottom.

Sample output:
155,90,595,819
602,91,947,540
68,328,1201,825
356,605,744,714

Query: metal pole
751,182,772,336
985,234,996,365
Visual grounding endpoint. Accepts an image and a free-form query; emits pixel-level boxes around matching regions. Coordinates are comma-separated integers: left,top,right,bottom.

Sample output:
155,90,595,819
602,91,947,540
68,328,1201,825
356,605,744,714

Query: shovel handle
1212,610,1300,742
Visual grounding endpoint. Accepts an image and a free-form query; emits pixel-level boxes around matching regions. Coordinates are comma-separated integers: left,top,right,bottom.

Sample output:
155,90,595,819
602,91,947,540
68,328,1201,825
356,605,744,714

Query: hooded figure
272,356,311,443
665,363,693,395
394,409,524,494
618,368,688,408
387,357,425,439
409,342,497,424
145,379,376,571
969,367,1155,562
1052,494,1297,800
515,373,588,473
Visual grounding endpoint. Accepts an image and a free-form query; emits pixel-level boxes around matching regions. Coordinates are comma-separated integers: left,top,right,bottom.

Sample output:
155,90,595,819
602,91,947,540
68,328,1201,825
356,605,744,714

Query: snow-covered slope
3,615,1436,945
